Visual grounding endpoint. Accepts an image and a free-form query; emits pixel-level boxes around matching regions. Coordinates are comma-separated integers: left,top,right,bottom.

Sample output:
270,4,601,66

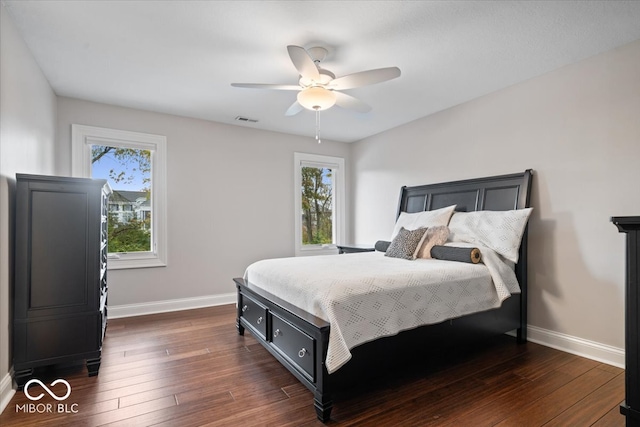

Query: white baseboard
525,325,625,369
0,371,15,415
108,293,237,319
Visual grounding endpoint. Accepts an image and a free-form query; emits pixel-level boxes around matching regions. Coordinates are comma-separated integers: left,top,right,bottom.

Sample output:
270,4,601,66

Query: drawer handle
256,316,263,325
298,348,307,358
273,329,281,338
242,305,248,313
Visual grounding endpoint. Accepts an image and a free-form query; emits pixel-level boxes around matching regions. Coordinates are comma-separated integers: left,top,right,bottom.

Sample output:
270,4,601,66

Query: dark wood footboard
236,276,525,422
235,277,333,421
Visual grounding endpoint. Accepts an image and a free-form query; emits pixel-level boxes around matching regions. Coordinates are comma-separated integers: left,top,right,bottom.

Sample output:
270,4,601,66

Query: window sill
296,246,339,257
107,256,167,270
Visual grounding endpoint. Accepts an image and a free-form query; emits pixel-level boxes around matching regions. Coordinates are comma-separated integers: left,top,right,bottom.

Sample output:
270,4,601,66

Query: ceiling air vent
235,116,258,123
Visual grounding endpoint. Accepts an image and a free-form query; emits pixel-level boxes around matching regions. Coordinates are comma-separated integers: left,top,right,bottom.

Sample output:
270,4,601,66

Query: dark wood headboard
397,169,532,216
396,169,533,323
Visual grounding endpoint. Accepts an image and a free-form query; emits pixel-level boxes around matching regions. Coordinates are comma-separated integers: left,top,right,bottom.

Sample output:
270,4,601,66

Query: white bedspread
244,243,520,374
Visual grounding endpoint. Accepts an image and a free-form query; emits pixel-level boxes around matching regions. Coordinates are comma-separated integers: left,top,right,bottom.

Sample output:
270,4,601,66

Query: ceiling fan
231,45,401,117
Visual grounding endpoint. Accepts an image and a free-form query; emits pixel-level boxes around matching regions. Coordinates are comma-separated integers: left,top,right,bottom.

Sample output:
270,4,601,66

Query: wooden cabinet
13,174,111,387
612,216,640,427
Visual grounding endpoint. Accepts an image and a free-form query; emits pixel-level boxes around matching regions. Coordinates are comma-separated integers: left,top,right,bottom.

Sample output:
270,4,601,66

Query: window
72,125,167,269
294,153,345,256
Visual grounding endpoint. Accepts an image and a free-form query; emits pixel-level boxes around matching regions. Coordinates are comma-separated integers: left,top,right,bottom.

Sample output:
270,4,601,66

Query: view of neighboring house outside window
72,125,167,269
91,145,153,253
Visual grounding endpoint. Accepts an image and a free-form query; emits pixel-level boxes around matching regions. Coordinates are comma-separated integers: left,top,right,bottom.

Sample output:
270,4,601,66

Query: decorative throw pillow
417,226,450,259
430,245,481,264
390,205,456,240
447,208,533,263
374,240,391,252
385,227,428,260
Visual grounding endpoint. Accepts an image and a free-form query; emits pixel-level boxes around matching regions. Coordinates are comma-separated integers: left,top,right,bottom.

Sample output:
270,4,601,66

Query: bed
234,169,533,422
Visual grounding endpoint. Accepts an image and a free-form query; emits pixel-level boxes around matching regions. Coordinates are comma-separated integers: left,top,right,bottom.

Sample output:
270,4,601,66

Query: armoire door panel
30,190,89,310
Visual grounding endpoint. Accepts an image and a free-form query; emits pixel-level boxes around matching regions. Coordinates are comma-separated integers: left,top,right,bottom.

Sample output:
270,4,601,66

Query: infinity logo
24,379,72,401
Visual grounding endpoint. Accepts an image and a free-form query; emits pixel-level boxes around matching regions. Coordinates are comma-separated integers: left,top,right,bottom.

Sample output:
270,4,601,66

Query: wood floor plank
543,372,625,427
591,405,627,427
0,305,626,426
494,366,618,427
85,395,177,426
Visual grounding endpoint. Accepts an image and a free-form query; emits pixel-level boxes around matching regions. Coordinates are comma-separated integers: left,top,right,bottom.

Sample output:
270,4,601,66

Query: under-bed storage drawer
239,293,267,340
270,313,315,381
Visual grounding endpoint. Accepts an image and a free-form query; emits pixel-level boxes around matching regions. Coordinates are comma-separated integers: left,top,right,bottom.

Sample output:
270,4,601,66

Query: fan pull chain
315,109,321,144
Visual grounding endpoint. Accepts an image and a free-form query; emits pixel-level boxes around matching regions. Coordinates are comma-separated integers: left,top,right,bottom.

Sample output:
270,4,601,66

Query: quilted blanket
244,243,519,374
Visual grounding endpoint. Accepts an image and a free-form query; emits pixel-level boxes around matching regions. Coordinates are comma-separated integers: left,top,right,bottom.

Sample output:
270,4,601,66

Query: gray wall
0,3,58,406
56,97,351,306
350,39,640,351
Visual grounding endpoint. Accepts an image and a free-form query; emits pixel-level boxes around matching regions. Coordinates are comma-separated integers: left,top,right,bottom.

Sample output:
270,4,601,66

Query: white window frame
294,152,345,257
72,124,167,269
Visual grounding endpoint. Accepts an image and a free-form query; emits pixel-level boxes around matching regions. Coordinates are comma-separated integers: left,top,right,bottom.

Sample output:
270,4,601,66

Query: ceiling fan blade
231,83,300,90
334,92,371,113
287,45,320,81
330,67,401,90
285,101,304,116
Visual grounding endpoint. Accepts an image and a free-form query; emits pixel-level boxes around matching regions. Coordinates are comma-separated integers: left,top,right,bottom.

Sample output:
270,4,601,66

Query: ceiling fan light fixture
297,87,336,111
231,44,400,143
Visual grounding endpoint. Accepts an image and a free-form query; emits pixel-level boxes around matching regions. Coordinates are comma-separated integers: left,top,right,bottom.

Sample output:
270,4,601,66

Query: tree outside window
91,145,152,254
301,167,333,245
72,124,167,269
294,153,345,256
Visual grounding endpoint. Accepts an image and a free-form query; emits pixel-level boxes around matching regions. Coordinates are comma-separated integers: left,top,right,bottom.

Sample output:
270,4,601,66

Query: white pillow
447,208,533,263
391,205,456,240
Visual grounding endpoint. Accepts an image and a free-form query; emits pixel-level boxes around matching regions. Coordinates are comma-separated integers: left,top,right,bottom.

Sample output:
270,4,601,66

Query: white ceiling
5,1,640,143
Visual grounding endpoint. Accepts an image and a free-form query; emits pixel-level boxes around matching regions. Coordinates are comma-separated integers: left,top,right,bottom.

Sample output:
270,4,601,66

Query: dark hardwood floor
0,304,625,426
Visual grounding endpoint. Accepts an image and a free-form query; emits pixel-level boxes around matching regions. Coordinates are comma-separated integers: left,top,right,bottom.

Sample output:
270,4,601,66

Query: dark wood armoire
13,174,111,387
612,216,640,427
